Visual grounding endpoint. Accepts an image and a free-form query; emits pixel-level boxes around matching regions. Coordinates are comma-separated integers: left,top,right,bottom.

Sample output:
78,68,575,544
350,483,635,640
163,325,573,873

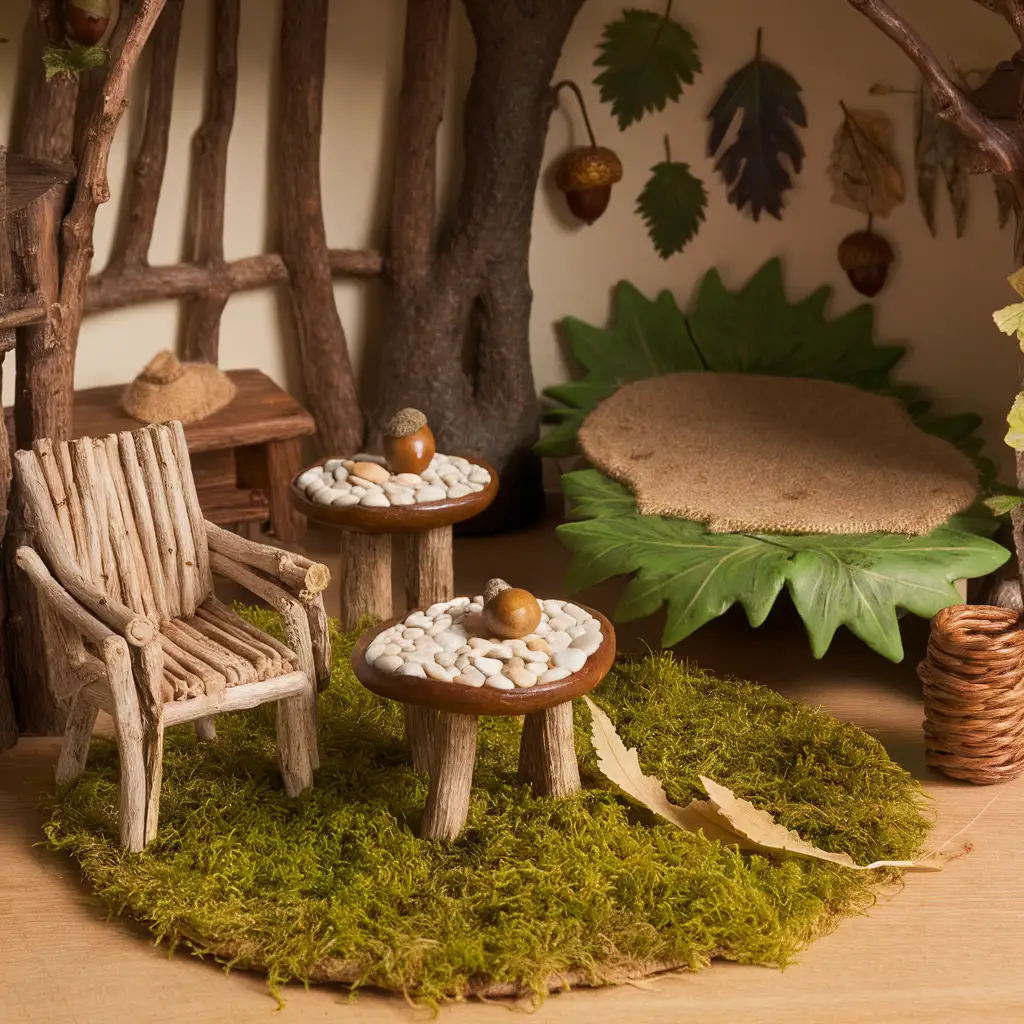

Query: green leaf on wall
557,470,1009,662
706,28,806,221
635,142,707,258
593,7,702,131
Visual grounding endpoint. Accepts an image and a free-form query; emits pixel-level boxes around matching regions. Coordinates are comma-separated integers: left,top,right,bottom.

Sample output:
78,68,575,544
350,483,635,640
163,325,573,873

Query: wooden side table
352,605,616,840
290,457,499,770
6,369,317,543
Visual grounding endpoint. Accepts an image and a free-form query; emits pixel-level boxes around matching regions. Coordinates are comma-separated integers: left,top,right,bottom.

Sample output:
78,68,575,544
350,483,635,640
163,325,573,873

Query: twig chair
13,420,332,851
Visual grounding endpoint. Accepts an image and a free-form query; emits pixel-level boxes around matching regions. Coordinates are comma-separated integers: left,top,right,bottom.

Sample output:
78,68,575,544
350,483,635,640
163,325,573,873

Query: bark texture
277,0,364,455
375,0,586,533
847,0,1024,596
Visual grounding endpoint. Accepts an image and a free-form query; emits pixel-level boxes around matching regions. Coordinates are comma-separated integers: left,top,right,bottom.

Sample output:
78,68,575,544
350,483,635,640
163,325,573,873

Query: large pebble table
352,600,616,841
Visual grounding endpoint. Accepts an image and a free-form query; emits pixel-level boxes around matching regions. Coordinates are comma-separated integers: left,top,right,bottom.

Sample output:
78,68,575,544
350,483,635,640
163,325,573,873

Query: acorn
837,230,894,297
481,578,542,640
383,408,435,476
64,0,112,46
554,146,623,224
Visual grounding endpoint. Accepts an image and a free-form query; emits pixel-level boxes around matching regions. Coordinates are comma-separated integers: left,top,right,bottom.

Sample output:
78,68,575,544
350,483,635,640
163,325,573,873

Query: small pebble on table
364,598,603,689
295,452,491,508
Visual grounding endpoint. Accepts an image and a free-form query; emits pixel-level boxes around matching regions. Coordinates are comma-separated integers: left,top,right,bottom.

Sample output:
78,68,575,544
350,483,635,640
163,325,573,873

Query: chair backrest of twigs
15,420,212,622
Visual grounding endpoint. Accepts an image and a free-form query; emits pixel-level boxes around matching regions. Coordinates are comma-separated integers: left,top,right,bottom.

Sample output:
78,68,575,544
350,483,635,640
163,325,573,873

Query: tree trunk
276,0,363,456
375,0,585,533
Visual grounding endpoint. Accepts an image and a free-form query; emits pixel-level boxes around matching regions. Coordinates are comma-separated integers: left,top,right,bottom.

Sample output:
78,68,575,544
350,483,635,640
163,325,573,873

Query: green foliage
42,43,108,80
707,29,806,221
984,493,1024,517
594,7,702,131
636,147,707,258
558,472,1010,662
1005,392,1024,450
44,611,930,1007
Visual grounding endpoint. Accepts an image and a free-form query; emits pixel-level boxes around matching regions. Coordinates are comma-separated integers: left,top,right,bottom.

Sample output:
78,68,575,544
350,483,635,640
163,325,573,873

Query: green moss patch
44,608,930,1007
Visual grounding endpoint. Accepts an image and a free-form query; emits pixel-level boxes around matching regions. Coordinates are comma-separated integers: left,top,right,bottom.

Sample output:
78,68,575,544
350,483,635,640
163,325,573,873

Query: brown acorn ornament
554,146,623,224
383,408,435,475
63,0,112,46
482,578,542,640
837,230,894,297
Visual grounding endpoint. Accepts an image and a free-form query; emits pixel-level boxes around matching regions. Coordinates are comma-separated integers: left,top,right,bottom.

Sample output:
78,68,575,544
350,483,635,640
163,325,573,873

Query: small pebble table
290,457,499,767
352,604,616,840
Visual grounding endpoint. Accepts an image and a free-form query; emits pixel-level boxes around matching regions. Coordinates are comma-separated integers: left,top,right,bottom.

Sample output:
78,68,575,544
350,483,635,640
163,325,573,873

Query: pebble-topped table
290,449,499,766
352,596,616,840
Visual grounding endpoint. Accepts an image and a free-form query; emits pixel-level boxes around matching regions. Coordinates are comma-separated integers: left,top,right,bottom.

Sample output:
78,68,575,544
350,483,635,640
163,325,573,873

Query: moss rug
44,608,931,1007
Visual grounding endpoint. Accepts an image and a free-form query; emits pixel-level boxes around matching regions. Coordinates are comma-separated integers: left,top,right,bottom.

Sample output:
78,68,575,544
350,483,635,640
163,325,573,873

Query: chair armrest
15,547,152,648
205,522,330,602
14,450,157,647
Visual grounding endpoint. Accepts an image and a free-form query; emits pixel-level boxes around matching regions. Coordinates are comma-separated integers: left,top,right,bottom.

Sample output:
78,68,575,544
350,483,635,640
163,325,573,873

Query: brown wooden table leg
402,526,453,771
265,437,306,543
420,711,478,841
339,530,393,630
518,701,581,798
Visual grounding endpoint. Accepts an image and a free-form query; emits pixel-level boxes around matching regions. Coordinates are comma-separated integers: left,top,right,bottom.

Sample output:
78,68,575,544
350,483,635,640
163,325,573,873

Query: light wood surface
2,506,1023,1022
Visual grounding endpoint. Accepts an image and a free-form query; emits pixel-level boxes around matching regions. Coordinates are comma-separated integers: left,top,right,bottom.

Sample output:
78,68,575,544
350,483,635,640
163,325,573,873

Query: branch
994,0,1024,50
0,293,48,330
848,0,1023,173
389,0,451,283
85,248,383,311
57,0,169,380
181,0,240,362
277,0,363,453
106,0,185,273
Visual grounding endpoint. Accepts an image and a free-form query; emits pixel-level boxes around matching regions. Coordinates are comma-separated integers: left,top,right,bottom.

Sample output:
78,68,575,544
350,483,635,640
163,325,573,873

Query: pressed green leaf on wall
594,8,702,131
636,150,707,259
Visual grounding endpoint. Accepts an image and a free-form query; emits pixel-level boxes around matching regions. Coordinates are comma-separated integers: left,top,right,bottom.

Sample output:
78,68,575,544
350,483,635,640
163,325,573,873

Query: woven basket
917,604,1024,785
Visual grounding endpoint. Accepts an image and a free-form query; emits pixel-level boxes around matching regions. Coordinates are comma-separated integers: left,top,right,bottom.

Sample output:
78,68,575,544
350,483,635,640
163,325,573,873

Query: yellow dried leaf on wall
829,107,905,218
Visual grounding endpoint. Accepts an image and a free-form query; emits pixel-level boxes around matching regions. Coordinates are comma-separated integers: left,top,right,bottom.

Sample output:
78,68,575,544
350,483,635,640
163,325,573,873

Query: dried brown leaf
585,697,941,872
996,177,1016,230
829,107,905,217
915,84,970,237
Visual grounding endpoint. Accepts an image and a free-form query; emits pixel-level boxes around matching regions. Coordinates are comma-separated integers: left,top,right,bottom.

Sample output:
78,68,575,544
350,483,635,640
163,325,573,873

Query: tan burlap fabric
577,373,979,535
121,349,236,425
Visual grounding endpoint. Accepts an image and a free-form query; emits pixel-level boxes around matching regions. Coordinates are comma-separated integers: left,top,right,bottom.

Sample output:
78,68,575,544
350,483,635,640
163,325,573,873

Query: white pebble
468,482,485,492
450,596,470,607
414,485,447,502
455,667,485,687
446,483,471,498
570,632,602,656
487,644,514,659
450,456,471,471
435,630,467,652
520,648,548,663
403,650,440,665
296,470,321,489
435,652,457,668
468,466,490,484
526,662,547,676
484,675,515,690
360,491,390,507
413,638,441,653
424,661,457,682
568,625,586,639
538,667,571,684
394,473,423,488
583,617,602,633
331,492,360,507
312,488,336,505
532,621,551,636
549,615,574,631
563,603,588,623
333,467,349,483
543,600,566,617
324,458,343,472
365,644,386,664
350,486,366,498
374,655,404,673
383,643,403,656
426,602,451,617
427,615,452,635
398,661,426,677
390,489,416,505
406,613,433,630
455,654,471,670
467,602,483,614
468,637,491,650
403,627,424,639
545,631,573,653
473,656,503,677
553,647,587,673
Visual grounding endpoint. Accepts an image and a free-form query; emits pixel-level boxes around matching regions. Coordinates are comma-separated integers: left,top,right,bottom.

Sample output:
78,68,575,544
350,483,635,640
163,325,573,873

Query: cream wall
0,0,1018,476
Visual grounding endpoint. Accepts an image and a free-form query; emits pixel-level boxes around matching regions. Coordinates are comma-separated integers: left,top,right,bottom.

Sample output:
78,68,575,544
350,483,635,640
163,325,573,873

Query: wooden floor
2,505,1023,1023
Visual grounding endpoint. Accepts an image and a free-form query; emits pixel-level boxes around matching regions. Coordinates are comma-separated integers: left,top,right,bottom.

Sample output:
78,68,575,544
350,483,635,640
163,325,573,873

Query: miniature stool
352,604,616,841
291,455,499,770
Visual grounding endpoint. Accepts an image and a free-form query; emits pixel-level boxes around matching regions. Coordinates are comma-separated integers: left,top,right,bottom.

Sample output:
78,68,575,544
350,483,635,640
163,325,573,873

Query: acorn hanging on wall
552,81,623,224
828,103,904,297
64,0,113,46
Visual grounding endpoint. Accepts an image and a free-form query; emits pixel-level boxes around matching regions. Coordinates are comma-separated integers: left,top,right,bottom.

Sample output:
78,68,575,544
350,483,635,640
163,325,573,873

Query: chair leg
104,637,147,853
194,716,217,741
306,687,320,772
276,693,313,797
143,720,165,846
55,692,99,788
